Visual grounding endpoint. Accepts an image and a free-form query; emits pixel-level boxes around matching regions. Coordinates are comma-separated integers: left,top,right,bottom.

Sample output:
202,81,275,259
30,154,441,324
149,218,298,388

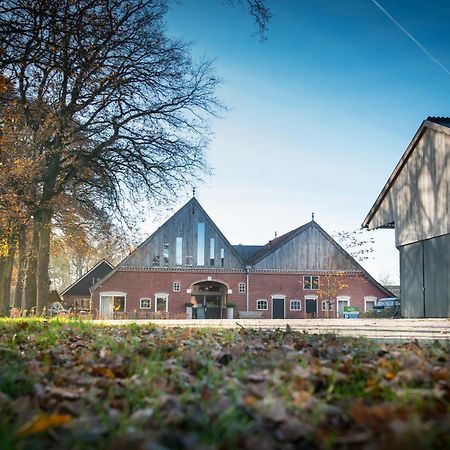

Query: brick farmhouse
88,198,390,319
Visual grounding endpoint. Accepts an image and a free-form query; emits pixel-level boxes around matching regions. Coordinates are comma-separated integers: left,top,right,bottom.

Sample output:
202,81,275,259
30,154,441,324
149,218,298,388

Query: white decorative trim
290,299,301,311
256,299,268,310
364,296,377,312
154,293,169,312
336,296,351,318
139,298,151,309
186,289,192,294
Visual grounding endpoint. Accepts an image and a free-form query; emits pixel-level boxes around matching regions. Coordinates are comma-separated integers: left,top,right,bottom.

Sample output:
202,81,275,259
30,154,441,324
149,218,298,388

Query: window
304,275,319,290
152,255,160,266
163,242,169,266
256,299,268,310
197,223,205,266
155,293,168,312
176,237,182,266
113,296,125,312
239,282,246,293
140,298,151,309
74,298,90,310
220,248,225,267
210,238,215,266
290,299,301,311
173,282,180,292
321,300,333,311
364,296,377,312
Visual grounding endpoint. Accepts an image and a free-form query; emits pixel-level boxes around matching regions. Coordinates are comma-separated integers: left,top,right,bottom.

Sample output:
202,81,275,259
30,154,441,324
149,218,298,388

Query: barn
363,117,450,318
90,197,390,319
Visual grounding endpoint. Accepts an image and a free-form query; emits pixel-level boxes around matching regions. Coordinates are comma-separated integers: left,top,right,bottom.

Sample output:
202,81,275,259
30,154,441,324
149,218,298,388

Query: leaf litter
0,319,448,449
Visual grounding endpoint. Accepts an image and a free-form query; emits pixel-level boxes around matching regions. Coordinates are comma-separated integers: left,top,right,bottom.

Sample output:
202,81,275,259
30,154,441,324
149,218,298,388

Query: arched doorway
190,280,228,319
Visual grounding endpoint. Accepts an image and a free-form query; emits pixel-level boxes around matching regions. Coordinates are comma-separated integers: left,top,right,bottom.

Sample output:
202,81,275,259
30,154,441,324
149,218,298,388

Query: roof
362,118,450,229
232,245,264,262
61,260,114,297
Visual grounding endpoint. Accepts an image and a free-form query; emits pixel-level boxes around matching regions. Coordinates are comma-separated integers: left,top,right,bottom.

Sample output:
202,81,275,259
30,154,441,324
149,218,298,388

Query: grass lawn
0,319,449,450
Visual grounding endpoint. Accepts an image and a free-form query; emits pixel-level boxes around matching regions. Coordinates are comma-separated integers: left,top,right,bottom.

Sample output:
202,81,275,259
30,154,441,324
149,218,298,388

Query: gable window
220,248,225,267
210,238,215,266
152,255,160,267
197,223,205,266
163,242,169,266
290,299,301,311
173,282,180,292
140,298,151,309
321,300,333,311
239,282,246,293
304,276,319,290
175,237,182,266
256,299,268,310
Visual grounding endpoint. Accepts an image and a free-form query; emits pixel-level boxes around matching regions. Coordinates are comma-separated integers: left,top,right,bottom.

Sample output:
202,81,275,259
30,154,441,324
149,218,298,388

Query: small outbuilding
61,260,114,312
363,117,450,318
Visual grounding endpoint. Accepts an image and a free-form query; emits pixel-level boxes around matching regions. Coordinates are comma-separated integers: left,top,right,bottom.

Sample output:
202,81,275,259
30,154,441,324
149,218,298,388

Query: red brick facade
91,269,387,319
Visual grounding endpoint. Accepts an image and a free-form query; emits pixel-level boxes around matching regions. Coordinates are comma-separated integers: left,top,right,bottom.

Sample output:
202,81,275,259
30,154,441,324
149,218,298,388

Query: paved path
93,318,450,342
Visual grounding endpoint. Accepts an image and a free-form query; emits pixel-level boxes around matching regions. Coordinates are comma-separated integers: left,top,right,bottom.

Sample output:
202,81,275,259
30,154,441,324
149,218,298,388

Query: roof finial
192,187,196,197
274,231,277,238
312,212,315,221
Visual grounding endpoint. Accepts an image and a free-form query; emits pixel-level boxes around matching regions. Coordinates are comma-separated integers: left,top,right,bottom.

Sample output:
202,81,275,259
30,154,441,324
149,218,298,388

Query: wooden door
272,298,285,319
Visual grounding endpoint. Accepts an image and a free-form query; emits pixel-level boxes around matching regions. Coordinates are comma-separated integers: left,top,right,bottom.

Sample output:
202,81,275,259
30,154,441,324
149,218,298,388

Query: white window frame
290,299,301,311
173,281,181,292
154,293,169,313
336,295,351,318
304,295,318,313
321,299,333,311
364,296,377,312
140,298,151,309
99,291,127,316
256,299,268,310
303,275,320,290
238,282,246,293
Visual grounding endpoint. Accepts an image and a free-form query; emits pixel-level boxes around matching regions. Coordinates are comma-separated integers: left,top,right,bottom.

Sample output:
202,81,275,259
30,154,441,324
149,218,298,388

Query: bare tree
0,0,222,312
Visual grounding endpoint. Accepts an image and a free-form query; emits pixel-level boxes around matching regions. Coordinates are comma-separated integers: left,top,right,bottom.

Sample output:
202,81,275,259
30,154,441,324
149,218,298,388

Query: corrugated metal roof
427,116,450,127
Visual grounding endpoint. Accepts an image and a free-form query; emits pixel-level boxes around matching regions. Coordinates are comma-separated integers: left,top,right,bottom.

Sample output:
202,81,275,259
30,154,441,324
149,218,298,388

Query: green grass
0,319,448,450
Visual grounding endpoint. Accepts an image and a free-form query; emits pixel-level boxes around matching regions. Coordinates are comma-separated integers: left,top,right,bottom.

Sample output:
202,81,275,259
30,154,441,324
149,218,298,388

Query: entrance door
190,281,227,319
337,298,349,318
305,298,317,316
100,296,113,319
272,297,285,319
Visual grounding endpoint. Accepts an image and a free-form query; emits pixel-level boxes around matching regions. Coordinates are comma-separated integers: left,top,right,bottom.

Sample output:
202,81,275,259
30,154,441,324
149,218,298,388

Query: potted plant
225,302,236,319
184,302,194,319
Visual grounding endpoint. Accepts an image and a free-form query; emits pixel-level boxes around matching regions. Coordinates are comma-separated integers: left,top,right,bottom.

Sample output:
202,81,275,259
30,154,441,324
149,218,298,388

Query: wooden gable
121,198,243,269
250,221,361,271
363,119,450,247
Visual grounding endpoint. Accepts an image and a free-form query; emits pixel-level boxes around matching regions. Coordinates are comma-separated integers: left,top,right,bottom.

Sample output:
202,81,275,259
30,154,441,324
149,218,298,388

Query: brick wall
91,270,387,319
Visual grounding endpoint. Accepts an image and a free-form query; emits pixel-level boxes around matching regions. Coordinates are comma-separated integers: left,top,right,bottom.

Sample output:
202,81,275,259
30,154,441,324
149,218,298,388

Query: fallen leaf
17,413,72,437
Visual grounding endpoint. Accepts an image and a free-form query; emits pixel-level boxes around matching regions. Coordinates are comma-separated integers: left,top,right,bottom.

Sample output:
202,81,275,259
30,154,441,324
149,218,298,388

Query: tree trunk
0,257,6,316
23,218,39,313
36,208,52,314
1,241,16,315
14,224,27,309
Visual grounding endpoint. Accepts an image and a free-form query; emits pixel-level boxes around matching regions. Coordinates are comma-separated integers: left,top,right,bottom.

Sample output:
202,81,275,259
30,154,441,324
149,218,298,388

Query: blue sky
145,0,450,283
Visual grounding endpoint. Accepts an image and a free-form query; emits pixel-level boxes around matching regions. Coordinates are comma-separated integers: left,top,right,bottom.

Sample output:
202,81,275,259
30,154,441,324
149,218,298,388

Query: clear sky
143,0,450,283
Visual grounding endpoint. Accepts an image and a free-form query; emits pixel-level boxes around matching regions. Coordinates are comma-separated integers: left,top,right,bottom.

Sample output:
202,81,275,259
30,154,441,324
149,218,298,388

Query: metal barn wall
400,241,424,318
400,234,450,318
424,233,450,317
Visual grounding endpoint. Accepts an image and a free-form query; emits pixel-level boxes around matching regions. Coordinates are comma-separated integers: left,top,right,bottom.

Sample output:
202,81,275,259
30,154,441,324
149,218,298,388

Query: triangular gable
61,260,114,297
92,198,244,290
363,118,450,230
248,221,392,296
